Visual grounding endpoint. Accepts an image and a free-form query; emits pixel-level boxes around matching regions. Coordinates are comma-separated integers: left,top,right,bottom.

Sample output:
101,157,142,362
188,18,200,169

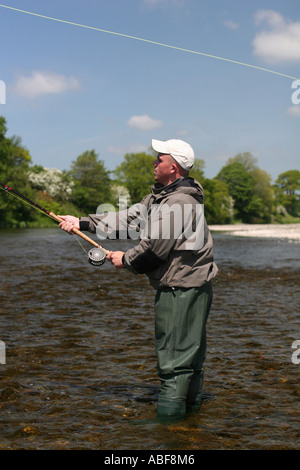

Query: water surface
0,229,299,449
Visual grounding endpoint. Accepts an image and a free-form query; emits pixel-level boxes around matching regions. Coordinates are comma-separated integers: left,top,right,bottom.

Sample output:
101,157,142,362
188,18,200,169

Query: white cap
152,138,195,170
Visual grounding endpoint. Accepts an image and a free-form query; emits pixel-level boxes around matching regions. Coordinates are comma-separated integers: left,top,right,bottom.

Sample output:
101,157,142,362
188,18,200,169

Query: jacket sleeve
79,203,146,239
122,201,184,274
123,238,170,274
79,194,153,235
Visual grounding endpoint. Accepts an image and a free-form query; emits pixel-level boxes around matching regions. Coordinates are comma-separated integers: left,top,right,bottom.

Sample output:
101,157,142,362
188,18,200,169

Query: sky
0,0,299,182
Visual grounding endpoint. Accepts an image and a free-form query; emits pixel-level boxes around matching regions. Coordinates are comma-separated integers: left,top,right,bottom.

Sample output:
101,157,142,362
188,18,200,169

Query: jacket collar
150,177,204,203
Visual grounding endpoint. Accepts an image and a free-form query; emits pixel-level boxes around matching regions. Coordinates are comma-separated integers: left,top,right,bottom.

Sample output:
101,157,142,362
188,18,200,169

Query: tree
201,178,232,224
114,152,154,204
227,152,258,172
250,168,274,222
189,158,232,224
218,152,276,223
216,162,255,222
69,150,112,213
0,116,35,227
189,158,205,182
274,170,300,216
28,165,74,201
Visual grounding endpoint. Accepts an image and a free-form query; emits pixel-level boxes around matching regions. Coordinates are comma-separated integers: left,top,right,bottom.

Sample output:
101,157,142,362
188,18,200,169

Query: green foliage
216,153,278,223
0,116,298,227
0,117,81,227
69,150,112,213
189,158,205,182
114,152,154,204
0,117,36,228
201,178,232,224
216,161,255,222
274,170,300,217
227,152,258,172
250,168,274,222
190,159,232,224
27,191,80,227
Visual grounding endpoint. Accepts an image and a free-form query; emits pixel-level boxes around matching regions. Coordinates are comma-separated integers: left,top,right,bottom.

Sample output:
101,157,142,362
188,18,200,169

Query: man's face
153,153,175,186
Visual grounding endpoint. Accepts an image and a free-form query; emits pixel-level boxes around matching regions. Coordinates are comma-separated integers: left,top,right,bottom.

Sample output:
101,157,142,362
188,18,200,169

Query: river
0,228,299,450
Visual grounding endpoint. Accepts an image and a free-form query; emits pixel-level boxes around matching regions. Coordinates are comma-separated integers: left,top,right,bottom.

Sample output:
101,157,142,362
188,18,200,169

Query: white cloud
253,10,300,64
108,143,148,154
224,20,239,30
128,143,149,153
13,71,80,98
286,106,300,117
127,114,162,130
176,129,188,137
107,145,125,154
254,10,285,29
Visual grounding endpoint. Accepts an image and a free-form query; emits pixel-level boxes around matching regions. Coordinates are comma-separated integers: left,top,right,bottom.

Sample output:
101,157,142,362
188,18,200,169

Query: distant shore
209,223,300,241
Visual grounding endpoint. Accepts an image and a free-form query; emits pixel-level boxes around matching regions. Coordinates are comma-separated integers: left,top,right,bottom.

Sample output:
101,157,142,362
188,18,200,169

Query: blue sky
0,0,299,182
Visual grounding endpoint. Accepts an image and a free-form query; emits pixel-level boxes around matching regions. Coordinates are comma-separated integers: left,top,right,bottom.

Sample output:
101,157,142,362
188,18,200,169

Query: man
58,139,218,421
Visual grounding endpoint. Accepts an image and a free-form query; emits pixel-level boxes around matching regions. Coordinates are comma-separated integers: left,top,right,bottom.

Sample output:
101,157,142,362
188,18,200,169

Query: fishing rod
0,182,109,266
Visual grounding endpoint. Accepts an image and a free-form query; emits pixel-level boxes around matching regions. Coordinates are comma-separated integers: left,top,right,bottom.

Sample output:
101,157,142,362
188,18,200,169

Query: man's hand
107,251,125,268
56,214,80,233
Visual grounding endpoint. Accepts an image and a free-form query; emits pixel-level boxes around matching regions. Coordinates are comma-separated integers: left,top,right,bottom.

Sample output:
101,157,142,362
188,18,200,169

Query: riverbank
209,223,300,241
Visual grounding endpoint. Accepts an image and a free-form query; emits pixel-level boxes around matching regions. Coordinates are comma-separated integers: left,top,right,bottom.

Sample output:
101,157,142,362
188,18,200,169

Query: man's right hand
56,215,80,233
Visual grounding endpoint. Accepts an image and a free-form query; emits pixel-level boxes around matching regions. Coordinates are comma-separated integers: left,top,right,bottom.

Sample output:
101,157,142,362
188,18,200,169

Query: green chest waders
154,282,213,420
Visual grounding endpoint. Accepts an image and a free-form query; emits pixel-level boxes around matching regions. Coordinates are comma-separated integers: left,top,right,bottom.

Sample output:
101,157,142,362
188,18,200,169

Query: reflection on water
0,229,299,450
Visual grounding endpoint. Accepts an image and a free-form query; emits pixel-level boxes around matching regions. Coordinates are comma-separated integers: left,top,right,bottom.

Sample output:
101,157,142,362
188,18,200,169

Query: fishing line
0,182,108,266
0,3,299,81
0,183,54,221
73,234,89,255
0,183,80,255
0,185,90,254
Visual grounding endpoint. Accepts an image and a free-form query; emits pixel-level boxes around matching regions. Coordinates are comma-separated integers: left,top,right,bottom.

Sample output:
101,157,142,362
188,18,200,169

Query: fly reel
88,247,106,266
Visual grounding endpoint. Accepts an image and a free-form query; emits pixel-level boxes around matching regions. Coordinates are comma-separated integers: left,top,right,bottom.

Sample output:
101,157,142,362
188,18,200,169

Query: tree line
0,116,299,228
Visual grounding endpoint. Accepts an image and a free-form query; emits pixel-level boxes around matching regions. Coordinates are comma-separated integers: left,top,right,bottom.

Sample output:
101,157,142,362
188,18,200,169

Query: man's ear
171,162,178,174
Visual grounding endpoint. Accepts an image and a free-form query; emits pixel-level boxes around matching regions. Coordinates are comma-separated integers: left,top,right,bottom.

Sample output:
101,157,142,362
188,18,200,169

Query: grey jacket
80,177,218,290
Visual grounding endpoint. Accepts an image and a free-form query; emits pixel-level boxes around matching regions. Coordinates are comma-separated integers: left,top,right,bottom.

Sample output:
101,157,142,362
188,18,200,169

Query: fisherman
58,138,218,421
